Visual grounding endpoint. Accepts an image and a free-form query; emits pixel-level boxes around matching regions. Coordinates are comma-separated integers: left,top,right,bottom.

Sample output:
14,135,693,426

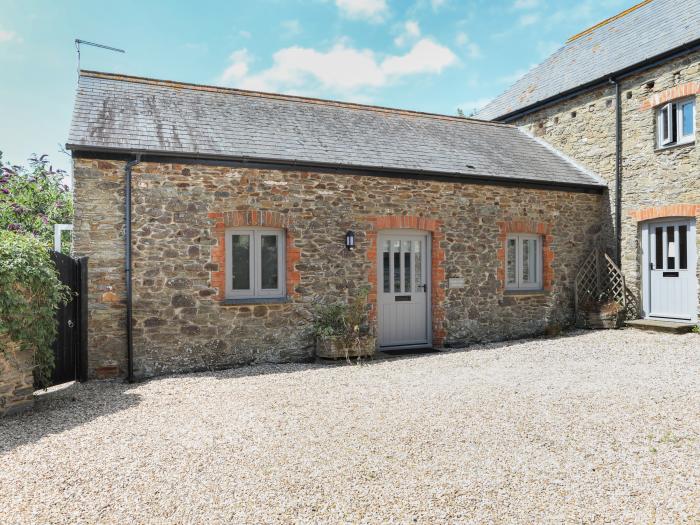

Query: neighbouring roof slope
478,0,700,121
67,70,604,188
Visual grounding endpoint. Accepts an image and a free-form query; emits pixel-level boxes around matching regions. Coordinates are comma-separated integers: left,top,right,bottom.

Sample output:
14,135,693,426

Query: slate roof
67,71,605,188
478,0,700,121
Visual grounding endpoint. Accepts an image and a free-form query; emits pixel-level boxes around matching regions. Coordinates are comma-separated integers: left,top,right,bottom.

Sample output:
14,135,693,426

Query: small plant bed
313,287,375,361
578,294,625,330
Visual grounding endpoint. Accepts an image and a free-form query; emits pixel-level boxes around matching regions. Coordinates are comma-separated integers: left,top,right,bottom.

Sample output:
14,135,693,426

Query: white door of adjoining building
377,231,431,348
642,219,698,322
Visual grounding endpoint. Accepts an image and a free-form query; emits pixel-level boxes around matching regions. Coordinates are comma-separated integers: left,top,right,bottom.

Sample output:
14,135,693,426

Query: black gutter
124,155,141,383
610,77,623,266
495,38,700,123
69,148,605,194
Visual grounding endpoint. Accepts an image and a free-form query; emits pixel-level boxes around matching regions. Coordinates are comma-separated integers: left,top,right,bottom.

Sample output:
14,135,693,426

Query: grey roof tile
478,0,700,120
67,71,604,188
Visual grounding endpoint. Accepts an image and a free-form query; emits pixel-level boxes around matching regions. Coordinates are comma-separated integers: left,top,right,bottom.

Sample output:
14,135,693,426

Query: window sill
222,297,290,305
655,140,695,153
504,289,548,297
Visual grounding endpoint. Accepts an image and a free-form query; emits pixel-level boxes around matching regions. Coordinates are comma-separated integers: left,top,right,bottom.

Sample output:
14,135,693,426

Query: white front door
643,219,698,322
377,232,430,348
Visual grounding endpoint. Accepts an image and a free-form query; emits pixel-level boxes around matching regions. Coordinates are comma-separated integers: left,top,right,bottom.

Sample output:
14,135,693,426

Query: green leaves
312,286,370,340
0,151,74,250
0,230,71,388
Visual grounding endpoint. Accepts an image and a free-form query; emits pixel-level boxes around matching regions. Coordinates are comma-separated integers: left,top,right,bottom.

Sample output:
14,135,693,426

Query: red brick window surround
496,220,554,292
365,215,447,347
208,211,301,301
640,82,700,110
629,204,700,222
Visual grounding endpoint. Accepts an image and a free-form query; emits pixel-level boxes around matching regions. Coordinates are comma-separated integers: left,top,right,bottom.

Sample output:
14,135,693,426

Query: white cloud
513,0,539,9
238,30,252,39
281,19,302,38
0,30,17,43
335,0,388,22
382,38,457,76
454,32,481,59
219,38,458,97
518,13,539,26
458,97,492,115
220,49,253,84
394,20,421,47
431,0,446,9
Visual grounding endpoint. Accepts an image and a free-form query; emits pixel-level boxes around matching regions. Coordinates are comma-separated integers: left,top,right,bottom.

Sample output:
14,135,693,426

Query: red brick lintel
640,82,700,110
629,204,700,221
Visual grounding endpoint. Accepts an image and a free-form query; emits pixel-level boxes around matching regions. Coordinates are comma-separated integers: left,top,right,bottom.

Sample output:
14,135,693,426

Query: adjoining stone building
478,0,700,325
67,71,606,380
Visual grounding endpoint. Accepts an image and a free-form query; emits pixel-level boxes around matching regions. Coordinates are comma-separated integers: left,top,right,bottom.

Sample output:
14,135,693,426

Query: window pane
655,227,663,269
660,106,669,142
682,102,694,137
414,240,423,291
679,225,688,270
671,103,678,142
383,240,390,293
667,226,675,270
393,240,401,293
403,241,412,292
231,234,250,290
521,238,538,284
260,235,279,289
506,238,517,285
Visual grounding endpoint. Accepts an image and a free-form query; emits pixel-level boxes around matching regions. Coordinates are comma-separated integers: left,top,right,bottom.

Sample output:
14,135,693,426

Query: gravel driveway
1,329,698,524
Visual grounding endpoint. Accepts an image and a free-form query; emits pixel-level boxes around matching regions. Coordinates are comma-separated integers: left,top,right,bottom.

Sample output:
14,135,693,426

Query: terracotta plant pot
315,335,376,359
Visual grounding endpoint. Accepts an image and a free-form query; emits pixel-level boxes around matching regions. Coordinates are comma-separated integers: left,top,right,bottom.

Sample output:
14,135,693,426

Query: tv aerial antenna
75,39,125,76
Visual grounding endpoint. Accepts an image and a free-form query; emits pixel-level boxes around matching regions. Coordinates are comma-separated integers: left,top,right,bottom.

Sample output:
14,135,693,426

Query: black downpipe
609,78,623,266
125,155,141,383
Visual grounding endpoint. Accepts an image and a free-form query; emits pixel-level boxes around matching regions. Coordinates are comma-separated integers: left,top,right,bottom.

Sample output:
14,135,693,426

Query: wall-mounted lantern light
345,230,356,251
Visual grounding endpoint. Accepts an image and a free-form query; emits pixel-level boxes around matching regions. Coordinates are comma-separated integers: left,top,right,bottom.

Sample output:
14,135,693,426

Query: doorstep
625,319,697,334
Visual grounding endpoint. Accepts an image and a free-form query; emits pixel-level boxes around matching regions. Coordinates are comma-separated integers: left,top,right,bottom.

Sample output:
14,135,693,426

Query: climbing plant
0,230,71,387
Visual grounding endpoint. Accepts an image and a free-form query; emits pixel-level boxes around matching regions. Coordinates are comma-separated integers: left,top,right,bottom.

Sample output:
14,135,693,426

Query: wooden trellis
574,249,637,324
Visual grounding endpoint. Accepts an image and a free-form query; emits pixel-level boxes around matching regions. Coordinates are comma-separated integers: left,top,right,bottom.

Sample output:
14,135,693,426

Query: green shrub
312,287,370,340
0,230,71,387
0,151,74,251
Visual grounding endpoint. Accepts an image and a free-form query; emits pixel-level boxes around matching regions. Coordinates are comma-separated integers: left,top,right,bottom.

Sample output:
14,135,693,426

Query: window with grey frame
657,98,696,148
225,228,286,300
505,234,543,291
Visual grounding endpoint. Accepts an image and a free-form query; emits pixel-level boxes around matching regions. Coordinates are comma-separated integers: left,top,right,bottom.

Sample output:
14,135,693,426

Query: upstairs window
505,234,543,291
225,228,285,300
657,98,696,148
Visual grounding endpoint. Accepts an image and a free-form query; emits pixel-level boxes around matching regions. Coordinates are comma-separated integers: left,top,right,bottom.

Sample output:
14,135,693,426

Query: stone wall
73,157,605,379
511,49,700,317
0,335,34,417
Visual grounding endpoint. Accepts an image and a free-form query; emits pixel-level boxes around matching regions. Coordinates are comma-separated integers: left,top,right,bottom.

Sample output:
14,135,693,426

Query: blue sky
0,0,629,173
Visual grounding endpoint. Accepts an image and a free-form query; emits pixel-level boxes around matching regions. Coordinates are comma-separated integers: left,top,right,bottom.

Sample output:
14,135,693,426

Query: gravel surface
1,329,699,524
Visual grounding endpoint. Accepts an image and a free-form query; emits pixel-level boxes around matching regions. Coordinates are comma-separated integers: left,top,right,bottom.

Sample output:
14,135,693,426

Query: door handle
67,320,74,328
418,284,427,292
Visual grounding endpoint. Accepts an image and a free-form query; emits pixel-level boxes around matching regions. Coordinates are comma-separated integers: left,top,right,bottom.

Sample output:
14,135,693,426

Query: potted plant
313,287,376,360
580,294,624,329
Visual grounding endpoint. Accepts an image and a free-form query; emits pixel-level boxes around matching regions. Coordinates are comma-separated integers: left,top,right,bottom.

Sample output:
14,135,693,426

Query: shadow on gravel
0,381,141,454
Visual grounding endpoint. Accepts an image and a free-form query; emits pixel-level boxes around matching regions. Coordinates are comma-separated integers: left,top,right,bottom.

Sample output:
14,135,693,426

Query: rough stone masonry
511,49,700,314
73,157,605,379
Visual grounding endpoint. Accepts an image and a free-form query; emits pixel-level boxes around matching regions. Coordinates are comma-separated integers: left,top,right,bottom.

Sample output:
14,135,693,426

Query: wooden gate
49,251,88,385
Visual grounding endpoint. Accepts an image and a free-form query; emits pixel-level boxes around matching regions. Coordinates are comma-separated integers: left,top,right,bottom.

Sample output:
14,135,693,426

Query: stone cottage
478,0,700,326
67,71,607,380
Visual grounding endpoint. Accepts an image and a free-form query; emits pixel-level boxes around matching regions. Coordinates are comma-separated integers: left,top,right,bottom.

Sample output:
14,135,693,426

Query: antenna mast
75,39,125,76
